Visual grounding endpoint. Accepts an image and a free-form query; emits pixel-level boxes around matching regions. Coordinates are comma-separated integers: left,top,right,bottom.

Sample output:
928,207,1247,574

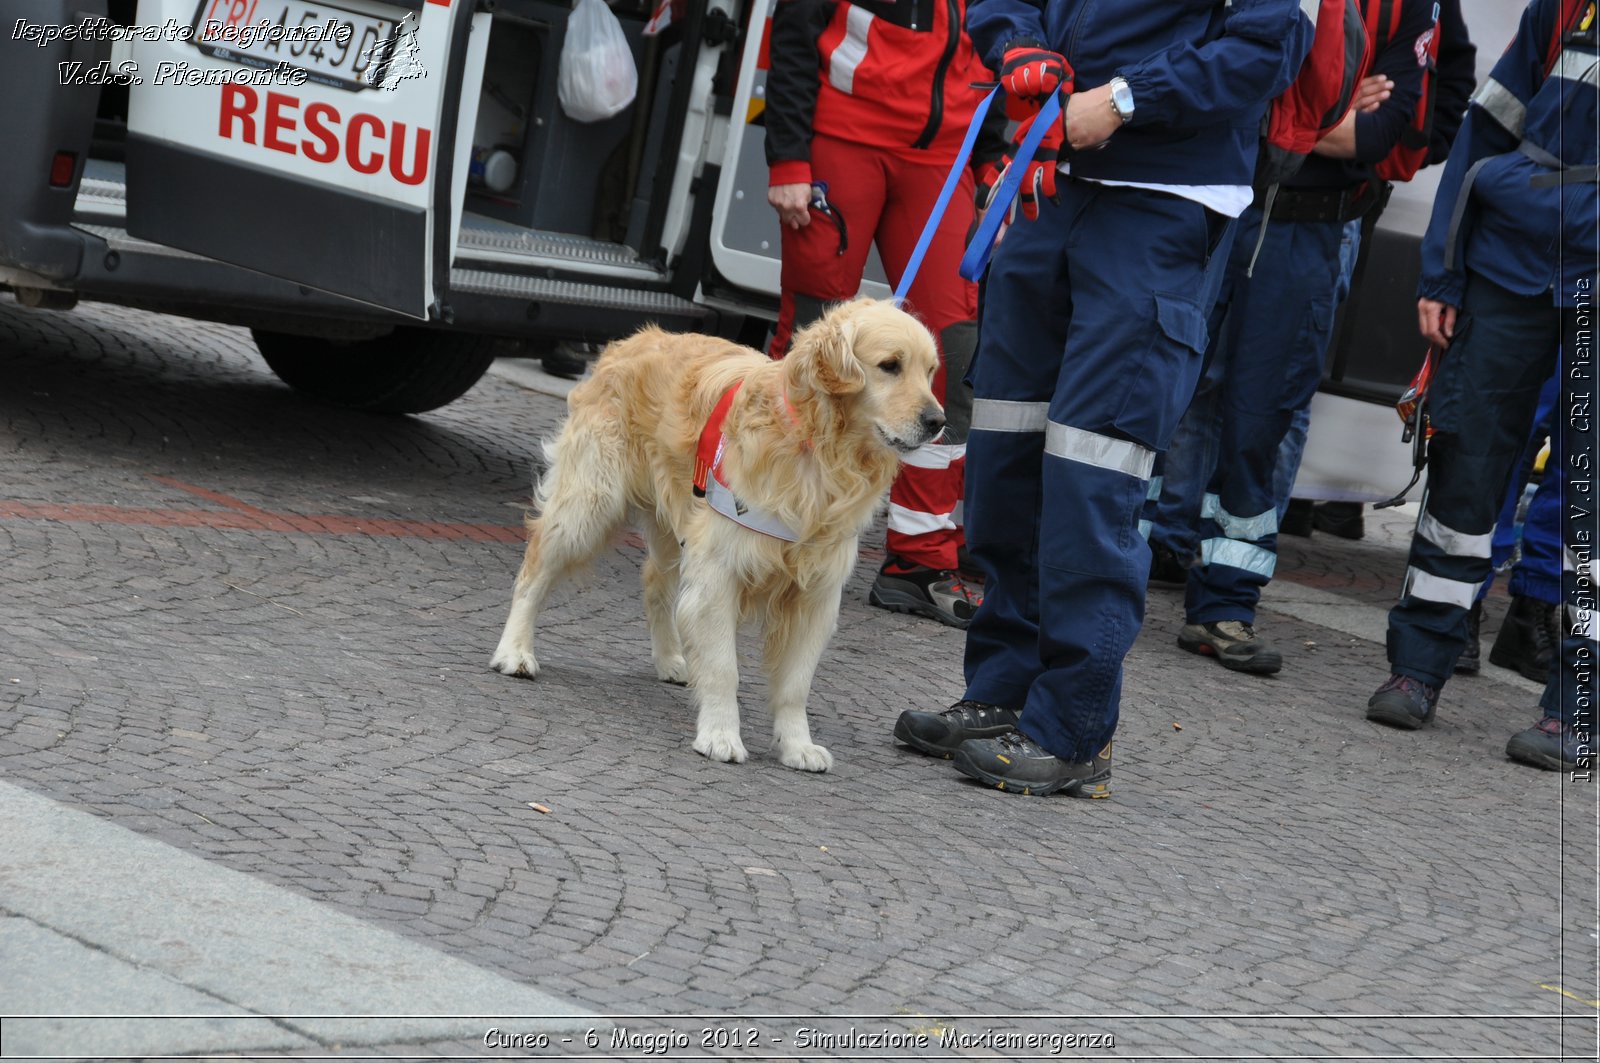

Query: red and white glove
998,43,1072,120
1011,101,1064,221
974,157,1007,214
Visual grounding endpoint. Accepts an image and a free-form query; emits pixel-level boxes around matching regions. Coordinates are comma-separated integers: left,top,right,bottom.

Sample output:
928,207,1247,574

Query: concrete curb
0,782,600,1058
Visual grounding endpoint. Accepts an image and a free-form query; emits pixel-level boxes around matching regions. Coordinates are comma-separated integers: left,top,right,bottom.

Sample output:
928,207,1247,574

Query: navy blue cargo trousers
1388,274,1593,725
962,178,1232,762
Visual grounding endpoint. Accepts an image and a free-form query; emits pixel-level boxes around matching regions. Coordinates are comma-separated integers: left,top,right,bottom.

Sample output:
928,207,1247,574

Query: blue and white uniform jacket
1420,0,1599,309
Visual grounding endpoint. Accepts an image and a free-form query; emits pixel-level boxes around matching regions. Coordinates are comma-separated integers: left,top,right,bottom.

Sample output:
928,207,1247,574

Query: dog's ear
798,312,866,396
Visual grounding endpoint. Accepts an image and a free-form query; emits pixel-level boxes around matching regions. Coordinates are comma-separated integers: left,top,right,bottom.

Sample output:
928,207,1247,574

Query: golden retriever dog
490,298,944,771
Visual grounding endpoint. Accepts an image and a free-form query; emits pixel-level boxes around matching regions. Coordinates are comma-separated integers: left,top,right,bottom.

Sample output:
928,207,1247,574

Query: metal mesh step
76,159,128,219
71,166,658,283
454,215,659,278
450,268,707,318
68,222,704,320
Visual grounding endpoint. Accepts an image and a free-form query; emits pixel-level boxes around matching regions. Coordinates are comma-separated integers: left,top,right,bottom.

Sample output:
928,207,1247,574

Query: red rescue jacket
764,0,996,185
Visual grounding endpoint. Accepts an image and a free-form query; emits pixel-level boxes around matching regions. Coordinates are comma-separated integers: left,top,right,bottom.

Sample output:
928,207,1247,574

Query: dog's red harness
692,382,802,542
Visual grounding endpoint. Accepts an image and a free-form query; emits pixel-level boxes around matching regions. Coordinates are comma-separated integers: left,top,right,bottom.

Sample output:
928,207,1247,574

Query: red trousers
768,133,978,571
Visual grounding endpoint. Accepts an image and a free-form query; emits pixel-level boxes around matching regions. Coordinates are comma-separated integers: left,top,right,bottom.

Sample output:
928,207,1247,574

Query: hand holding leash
1011,95,1066,221
959,89,1061,280
974,158,1007,213
998,43,1072,120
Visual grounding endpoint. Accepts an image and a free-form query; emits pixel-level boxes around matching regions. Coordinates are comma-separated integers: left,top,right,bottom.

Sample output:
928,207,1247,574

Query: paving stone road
0,294,1595,1060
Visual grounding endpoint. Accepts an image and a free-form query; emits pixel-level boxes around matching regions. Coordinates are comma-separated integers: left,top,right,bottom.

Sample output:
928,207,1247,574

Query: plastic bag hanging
557,0,638,123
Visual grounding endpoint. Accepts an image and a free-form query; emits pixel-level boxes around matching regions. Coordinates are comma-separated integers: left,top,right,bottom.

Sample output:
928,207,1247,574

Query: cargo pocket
1110,290,1210,451
1425,312,1473,436
1283,291,1337,412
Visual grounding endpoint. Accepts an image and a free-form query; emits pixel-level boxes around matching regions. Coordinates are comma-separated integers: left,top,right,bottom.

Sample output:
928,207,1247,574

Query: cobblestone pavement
0,294,1595,1060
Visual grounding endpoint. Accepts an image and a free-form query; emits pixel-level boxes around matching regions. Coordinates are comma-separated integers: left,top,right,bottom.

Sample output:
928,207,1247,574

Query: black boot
1489,596,1558,682
1455,599,1482,675
1280,498,1315,538
1311,501,1365,540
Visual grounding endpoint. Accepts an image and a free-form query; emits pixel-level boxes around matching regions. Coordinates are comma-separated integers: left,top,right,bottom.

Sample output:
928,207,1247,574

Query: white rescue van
0,0,1518,500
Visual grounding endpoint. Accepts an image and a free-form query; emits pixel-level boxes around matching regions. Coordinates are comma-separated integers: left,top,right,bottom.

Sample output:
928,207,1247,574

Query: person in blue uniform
1364,0,1597,773
1159,0,1439,678
891,0,1311,796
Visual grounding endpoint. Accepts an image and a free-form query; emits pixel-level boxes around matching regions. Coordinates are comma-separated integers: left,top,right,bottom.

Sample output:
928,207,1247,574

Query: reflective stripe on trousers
960,181,1223,763
972,399,1154,480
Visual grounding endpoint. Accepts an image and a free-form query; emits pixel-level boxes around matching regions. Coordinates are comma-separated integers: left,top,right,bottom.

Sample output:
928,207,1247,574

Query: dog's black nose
922,408,946,436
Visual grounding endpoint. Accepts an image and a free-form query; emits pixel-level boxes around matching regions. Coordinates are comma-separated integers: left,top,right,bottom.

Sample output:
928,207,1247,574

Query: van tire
252,327,498,414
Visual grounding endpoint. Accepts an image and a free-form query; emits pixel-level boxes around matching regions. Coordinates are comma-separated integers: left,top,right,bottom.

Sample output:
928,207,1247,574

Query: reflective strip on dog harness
1473,77,1526,136
1200,493,1279,541
1200,537,1278,577
1418,511,1493,558
705,462,802,542
693,382,802,542
1404,566,1479,609
1045,422,1156,480
972,398,1048,433
828,5,873,95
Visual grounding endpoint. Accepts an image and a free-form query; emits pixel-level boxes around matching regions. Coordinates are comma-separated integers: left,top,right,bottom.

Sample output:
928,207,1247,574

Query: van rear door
121,0,486,319
706,0,888,304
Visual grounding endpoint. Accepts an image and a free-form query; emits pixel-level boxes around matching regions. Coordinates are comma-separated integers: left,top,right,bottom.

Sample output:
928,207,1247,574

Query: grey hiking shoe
1177,620,1282,674
953,732,1112,798
1506,716,1588,771
869,563,981,628
893,699,1018,758
1366,673,1439,729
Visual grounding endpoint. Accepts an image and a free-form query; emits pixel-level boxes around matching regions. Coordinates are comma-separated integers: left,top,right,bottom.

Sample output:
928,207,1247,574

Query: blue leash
959,89,1059,282
892,87,997,303
891,87,1063,301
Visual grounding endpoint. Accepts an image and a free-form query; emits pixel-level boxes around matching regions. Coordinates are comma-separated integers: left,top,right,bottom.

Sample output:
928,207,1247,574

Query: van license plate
191,0,401,92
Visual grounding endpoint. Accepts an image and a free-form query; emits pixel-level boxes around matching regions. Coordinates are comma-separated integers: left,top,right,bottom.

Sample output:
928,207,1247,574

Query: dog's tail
527,416,630,554
530,436,561,522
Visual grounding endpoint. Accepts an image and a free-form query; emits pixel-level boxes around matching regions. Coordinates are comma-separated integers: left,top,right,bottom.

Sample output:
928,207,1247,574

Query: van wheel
251,327,498,414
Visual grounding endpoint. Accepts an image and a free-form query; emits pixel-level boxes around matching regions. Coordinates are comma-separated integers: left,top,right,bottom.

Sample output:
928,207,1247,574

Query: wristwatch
1108,76,1135,125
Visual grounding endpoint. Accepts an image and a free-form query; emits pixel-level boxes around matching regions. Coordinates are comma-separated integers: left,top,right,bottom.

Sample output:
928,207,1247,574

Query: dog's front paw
693,730,748,764
777,741,833,773
655,654,690,686
490,647,540,679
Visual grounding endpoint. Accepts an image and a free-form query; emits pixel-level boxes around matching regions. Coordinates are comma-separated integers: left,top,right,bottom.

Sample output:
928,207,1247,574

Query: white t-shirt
1061,163,1254,218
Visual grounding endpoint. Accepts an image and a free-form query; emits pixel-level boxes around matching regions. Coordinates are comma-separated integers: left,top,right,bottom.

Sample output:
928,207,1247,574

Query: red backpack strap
1548,0,1595,74
1372,0,1442,183
1373,0,1402,49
